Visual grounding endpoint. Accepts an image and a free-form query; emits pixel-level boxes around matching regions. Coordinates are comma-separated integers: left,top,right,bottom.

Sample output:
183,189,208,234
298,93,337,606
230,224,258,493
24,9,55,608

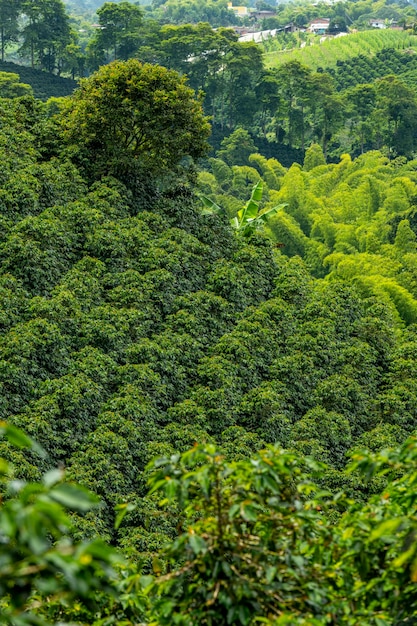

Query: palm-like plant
201,180,286,237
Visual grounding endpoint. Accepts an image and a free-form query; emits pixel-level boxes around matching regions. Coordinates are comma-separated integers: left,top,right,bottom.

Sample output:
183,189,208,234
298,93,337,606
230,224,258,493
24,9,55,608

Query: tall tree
159,23,238,111
94,1,143,62
375,75,417,158
0,0,21,62
63,59,211,185
20,0,72,72
210,41,263,131
275,60,315,151
344,83,377,155
310,72,345,157
254,70,281,138
217,128,258,166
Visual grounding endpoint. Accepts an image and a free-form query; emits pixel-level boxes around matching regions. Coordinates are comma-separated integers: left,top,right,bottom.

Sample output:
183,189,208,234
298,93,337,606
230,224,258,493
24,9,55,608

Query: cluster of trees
8,421,417,625
0,0,77,72
260,61,417,158
85,21,417,159
86,1,144,66
85,18,263,133
265,0,417,32
4,0,417,167
200,139,417,316
1,0,415,76
65,0,417,30
132,0,417,32
0,0,147,76
149,0,239,29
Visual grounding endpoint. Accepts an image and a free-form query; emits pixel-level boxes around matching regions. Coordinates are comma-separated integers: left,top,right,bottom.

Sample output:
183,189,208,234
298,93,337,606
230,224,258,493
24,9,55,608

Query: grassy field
264,29,417,70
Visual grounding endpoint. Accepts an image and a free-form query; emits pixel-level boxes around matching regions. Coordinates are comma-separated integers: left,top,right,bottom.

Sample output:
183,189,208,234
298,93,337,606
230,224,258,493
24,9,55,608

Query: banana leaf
201,195,226,216
238,180,263,226
257,203,287,223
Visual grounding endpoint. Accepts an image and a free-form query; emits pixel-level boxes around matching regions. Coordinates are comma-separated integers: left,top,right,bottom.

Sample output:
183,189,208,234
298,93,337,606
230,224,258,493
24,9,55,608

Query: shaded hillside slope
0,61,77,100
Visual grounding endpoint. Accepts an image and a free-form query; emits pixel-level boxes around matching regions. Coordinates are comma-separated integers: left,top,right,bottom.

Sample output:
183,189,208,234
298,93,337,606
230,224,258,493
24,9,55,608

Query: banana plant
201,180,286,236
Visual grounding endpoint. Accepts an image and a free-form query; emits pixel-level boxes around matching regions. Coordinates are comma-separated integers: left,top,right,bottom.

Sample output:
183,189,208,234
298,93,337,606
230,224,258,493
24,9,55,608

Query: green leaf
0,423,46,457
0,458,9,475
292,554,305,569
266,565,277,583
188,533,207,555
229,503,240,519
139,575,154,589
49,483,99,512
251,180,263,203
393,545,415,568
241,199,259,222
152,557,164,574
81,539,121,563
258,203,287,223
240,501,259,522
43,468,64,488
369,518,403,542
238,181,263,227
201,195,225,216
115,502,137,530
238,605,252,625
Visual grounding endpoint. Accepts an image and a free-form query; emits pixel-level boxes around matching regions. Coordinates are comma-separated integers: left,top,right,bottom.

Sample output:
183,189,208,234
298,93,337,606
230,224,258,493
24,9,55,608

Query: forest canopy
4,7,417,623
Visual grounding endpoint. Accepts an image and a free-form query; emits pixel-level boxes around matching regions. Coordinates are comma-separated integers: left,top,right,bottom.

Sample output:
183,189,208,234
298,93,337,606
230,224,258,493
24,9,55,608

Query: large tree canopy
20,0,72,71
62,59,211,184
94,2,144,62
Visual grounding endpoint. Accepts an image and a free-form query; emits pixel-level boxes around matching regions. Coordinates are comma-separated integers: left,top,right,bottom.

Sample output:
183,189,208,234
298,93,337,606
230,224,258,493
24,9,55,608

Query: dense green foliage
0,423,120,626
5,15,417,621
145,439,417,625
62,59,210,184
4,1,417,163
88,1,144,64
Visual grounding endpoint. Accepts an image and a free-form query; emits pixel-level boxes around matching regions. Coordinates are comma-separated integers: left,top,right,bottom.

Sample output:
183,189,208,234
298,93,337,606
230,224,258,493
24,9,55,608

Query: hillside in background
264,29,417,70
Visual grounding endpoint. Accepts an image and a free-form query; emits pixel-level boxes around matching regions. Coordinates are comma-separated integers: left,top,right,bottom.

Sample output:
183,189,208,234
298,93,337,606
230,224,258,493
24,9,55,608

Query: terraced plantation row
264,29,417,70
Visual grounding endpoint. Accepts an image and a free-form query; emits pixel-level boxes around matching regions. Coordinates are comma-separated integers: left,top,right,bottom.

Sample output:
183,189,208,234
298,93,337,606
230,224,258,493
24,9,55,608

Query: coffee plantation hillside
264,30,417,71
0,61,77,99
0,60,414,537
3,58,417,624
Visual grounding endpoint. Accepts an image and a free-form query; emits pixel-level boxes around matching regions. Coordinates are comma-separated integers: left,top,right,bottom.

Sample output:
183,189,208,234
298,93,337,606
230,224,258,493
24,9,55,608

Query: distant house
227,2,249,17
369,19,386,29
251,9,276,20
276,22,302,33
308,18,330,34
